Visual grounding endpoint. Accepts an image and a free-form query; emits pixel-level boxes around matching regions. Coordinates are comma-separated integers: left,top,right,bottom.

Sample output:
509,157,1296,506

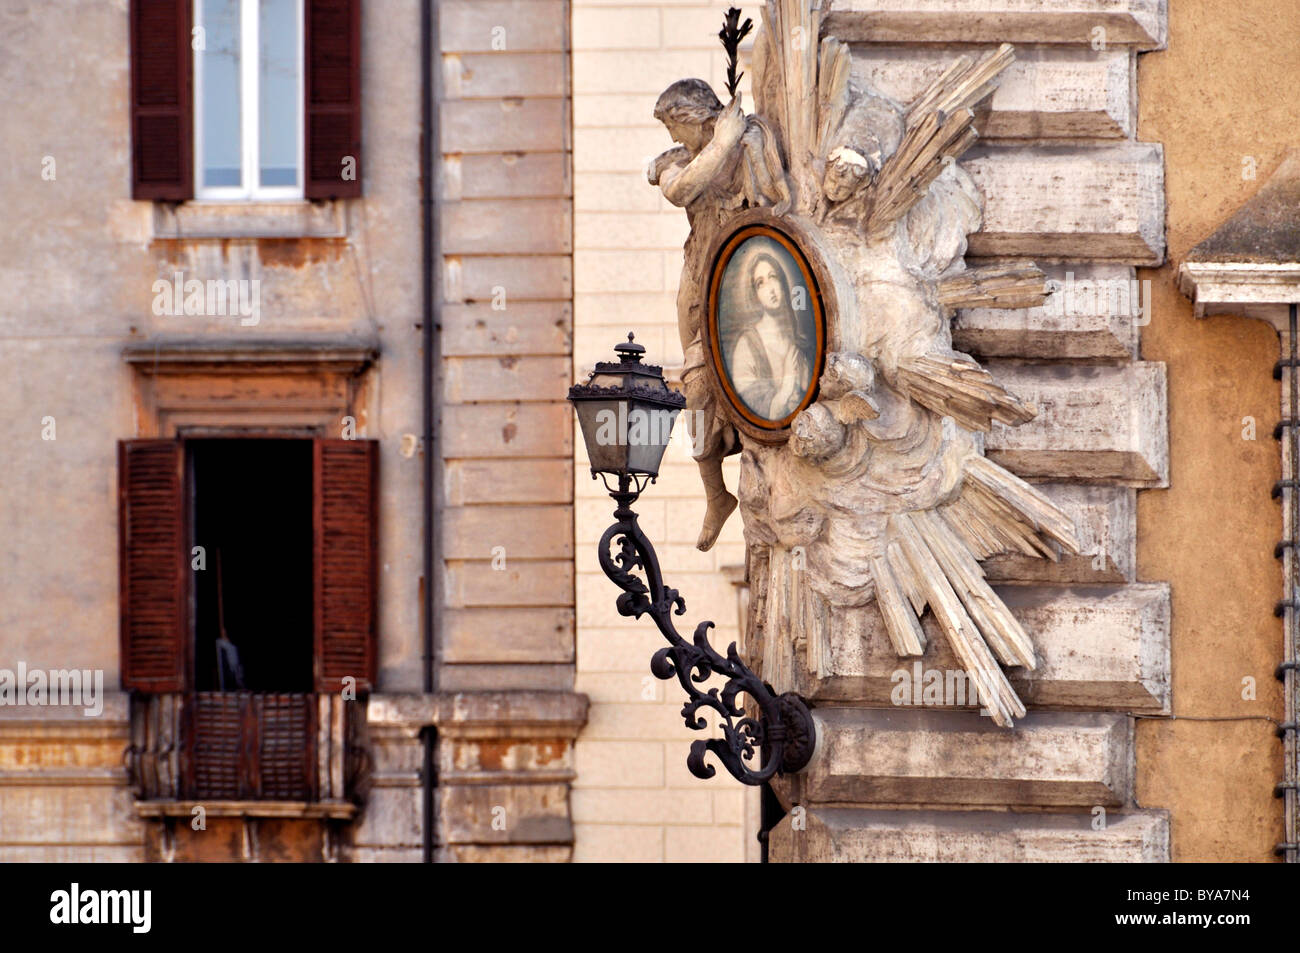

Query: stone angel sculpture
652,1,1081,727
647,10,794,551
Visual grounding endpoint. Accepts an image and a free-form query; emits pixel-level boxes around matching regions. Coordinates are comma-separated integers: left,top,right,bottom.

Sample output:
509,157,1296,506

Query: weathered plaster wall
0,0,424,679
1135,0,1297,861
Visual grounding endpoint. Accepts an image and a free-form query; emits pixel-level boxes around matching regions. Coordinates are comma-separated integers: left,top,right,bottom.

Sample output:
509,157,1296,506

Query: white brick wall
571,0,757,863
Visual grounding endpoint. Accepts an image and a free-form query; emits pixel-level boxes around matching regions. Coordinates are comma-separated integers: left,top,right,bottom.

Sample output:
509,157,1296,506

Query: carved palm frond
718,7,754,99
865,108,979,234
815,36,853,158
884,510,1030,727
942,456,1081,561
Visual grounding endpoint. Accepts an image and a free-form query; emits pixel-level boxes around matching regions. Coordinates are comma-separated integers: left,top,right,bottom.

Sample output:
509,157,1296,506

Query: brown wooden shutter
304,0,362,199
313,439,378,693
185,692,242,799
129,0,193,201
184,692,315,800
119,440,187,692
258,693,317,800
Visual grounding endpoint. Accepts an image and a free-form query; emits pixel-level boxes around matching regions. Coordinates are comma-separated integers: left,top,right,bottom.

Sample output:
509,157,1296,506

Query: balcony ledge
134,800,357,821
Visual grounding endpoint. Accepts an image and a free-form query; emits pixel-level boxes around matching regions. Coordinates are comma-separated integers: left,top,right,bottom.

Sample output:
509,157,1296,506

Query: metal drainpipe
419,0,442,864
1276,303,1300,862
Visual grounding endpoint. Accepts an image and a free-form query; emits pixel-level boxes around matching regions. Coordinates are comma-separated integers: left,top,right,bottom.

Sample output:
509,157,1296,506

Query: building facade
0,0,1294,862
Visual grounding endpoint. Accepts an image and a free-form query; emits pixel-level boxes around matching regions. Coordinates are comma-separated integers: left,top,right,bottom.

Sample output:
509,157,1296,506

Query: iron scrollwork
597,475,815,785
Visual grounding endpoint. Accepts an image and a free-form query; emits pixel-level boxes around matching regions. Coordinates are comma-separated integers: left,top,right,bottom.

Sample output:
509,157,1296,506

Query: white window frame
194,0,304,201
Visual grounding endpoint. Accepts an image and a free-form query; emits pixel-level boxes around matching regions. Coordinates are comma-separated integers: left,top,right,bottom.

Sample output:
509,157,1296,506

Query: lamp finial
614,333,646,363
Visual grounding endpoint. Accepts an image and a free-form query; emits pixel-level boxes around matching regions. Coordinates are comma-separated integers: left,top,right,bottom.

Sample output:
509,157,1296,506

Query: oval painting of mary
708,224,825,432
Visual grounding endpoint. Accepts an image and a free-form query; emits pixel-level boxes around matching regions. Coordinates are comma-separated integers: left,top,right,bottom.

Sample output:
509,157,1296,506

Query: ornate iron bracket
596,475,815,785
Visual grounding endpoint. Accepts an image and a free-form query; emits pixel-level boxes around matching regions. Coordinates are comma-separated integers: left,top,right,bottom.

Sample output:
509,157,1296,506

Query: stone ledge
986,362,1169,486
135,799,356,820
824,0,1166,51
804,709,1133,808
151,201,347,240
1003,584,1169,712
435,691,590,740
798,584,1169,713
985,485,1136,584
438,782,573,845
0,690,128,725
1177,262,1300,329
770,807,1170,862
965,145,1166,265
436,844,573,863
350,846,423,863
955,264,1141,362
853,47,1133,140
0,768,128,787
0,784,142,846
367,691,589,740
0,846,145,863
123,339,379,374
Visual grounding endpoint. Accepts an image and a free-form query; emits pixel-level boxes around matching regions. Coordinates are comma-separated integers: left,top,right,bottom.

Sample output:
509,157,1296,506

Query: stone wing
895,352,1037,433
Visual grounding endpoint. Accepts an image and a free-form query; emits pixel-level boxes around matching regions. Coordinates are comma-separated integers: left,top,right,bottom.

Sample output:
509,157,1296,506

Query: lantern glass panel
574,398,629,474
626,403,679,475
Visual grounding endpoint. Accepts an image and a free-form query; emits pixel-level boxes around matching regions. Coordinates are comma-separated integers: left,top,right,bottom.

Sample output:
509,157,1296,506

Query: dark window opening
189,438,313,693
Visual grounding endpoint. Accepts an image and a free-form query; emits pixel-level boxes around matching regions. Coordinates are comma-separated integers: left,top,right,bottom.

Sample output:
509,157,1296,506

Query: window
130,0,362,202
195,0,304,199
118,436,378,695
119,436,377,802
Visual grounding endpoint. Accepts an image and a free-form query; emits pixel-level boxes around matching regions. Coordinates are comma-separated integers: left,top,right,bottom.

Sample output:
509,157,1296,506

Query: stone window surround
121,340,381,856
123,339,378,438
149,199,348,241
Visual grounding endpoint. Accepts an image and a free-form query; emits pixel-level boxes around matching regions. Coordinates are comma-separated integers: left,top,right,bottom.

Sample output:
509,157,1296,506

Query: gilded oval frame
704,216,827,444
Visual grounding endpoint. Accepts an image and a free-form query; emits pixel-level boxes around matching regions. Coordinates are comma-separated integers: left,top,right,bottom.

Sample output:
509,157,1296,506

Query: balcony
126,692,366,814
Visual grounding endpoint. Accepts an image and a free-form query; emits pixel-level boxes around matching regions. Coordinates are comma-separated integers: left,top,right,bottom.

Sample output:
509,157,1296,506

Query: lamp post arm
596,482,815,786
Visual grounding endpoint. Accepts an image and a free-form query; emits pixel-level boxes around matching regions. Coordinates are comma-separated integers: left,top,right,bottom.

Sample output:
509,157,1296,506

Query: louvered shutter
304,0,362,199
184,692,315,800
119,440,187,692
259,693,317,800
313,439,377,693
185,692,243,799
129,0,193,200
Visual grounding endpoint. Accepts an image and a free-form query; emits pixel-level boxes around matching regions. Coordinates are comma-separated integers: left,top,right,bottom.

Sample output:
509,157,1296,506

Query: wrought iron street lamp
569,334,815,785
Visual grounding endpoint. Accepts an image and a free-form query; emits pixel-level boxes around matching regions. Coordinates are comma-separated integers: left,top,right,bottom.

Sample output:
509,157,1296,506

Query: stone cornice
1177,261,1300,327
123,339,380,374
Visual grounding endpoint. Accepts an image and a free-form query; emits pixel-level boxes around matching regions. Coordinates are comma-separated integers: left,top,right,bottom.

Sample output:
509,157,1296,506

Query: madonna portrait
707,225,824,432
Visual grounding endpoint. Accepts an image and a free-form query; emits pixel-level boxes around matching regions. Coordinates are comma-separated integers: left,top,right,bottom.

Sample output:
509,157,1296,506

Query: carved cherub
822,146,876,202
648,79,790,551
